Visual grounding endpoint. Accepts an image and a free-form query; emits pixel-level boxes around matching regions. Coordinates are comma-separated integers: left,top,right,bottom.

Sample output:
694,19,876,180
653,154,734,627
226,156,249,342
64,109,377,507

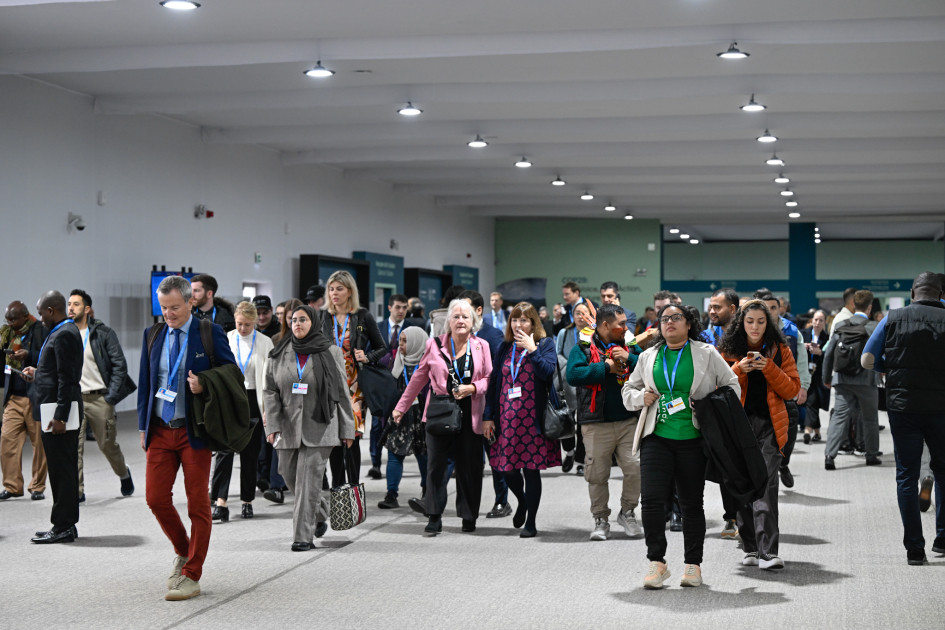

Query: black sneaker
825,457,836,470
120,469,135,497
932,537,945,555
408,497,427,516
562,453,575,473
865,456,882,466
803,433,812,445
838,445,854,456
378,492,400,509
907,548,928,566
424,516,442,536
779,466,795,488
315,521,328,538
919,476,934,513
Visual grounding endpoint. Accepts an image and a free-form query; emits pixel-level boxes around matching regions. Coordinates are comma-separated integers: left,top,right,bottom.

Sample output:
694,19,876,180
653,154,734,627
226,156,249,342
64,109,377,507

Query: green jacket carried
193,363,253,452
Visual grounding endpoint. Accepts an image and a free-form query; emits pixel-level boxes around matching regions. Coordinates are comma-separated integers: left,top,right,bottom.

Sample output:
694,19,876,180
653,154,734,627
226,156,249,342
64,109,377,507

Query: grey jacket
263,343,355,449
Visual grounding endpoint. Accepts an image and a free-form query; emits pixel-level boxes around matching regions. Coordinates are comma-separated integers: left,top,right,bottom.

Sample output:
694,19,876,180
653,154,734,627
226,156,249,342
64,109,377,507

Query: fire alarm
195,204,215,219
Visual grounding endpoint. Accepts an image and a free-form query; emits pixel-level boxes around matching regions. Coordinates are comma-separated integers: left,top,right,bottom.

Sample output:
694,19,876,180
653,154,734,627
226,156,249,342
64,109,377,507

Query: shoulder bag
330,445,367,531
424,337,463,435
542,356,575,440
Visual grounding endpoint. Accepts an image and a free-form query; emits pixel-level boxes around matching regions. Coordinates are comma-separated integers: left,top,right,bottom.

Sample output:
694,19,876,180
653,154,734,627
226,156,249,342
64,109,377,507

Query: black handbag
542,360,575,440
357,363,401,418
424,338,463,436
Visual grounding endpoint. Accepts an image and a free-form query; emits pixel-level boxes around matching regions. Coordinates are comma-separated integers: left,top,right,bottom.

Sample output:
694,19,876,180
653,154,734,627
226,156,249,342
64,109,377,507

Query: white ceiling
3,0,945,241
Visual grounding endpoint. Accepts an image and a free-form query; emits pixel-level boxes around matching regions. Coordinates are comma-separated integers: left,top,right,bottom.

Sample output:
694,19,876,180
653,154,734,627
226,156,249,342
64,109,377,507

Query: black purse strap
547,340,564,408
434,337,459,389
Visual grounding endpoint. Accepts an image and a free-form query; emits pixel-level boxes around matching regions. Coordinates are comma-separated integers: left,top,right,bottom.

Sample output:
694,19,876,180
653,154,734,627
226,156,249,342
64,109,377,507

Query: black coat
321,307,388,369
87,318,137,406
2,319,45,407
801,327,829,411
692,385,768,507
30,319,83,423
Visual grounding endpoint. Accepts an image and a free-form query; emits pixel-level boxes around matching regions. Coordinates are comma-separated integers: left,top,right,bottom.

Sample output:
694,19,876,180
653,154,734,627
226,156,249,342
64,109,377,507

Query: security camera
68,212,86,232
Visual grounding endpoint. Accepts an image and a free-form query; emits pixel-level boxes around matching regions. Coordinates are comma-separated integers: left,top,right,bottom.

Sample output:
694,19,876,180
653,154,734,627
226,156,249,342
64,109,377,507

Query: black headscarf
270,305,340,424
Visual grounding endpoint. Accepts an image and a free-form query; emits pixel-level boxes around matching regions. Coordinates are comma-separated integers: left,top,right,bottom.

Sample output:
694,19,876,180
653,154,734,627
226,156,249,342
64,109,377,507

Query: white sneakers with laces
616,509,643,538
589,517,610,541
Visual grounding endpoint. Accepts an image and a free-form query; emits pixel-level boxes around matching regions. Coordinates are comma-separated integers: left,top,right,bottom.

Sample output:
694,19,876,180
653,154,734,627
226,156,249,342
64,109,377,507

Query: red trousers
145,425,212,581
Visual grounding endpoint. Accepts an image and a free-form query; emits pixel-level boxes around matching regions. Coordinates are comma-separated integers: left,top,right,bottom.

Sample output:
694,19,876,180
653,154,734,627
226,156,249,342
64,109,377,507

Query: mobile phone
3,348,14,355
749,351,762,360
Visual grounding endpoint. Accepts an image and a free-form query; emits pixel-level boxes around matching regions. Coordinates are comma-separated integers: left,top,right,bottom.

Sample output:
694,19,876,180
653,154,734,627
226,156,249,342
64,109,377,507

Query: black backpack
833,318,869,376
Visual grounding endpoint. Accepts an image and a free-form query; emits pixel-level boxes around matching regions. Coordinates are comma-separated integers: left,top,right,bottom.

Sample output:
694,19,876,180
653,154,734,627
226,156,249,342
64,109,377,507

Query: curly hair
718,299,786,358
653,303,703,348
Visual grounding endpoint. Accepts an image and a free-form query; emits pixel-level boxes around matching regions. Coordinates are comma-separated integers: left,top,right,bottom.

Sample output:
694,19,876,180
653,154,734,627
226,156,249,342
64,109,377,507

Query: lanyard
510,344,528,384
573,327,579,345
333,314,350,348
38,319,73,363
165,327,187,389
296,353,308,381
82,327,90,351
236,330,256,374
450,336,469,380
661,341,689,392
403,366,411,388
211,306,216,322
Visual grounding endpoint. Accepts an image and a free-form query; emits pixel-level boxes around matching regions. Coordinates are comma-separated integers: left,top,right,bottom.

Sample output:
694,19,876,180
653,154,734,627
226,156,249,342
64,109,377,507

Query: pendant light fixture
624,213,634,221
398,102,422,116
780,189,794,197
788,212,801,219
680,233,690,240
467,135,488,148
740,94,766,112
757,129,778,143
785,200,798,207
304,61,334,78
689,239,700,244
580,191,594,201
669,228,680,234
160,1,200,9
773,174,790,184
604,204,616,212
717,42,749,60
550,176,566,186
766,154,785,166
515,157,532,168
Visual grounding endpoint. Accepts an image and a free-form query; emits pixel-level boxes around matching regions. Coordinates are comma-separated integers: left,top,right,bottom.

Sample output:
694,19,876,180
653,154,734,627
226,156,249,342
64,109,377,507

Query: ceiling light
624,213,634,220
780,189,794,197
680,233,690,239
757,129,778,143
785,200,798,207
580,191,594,201
160,1,200,9
774,174,790,184
788,212,801,219
604,204,616,212
740,94,766,112
467,135,488,148
766,154,785,166
550,176,566,186
515,157,532,168
814,238,822,244
717,41,749,60
398,102,422,116
689,239,700,244
814,226,819,232
304,61,335,78
669,228,680,234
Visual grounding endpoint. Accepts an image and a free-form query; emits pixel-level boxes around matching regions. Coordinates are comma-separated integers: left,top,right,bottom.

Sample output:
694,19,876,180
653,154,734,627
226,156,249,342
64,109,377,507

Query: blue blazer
476,321,505,363
482,311,507,332
136,318,236,449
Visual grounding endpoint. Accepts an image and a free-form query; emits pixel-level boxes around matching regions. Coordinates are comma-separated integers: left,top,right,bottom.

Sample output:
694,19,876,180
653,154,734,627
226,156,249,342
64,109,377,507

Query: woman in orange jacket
720,299,800,571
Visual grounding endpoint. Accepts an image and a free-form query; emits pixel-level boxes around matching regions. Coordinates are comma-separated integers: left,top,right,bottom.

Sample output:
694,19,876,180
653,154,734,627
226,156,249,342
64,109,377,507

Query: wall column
788,222,817,313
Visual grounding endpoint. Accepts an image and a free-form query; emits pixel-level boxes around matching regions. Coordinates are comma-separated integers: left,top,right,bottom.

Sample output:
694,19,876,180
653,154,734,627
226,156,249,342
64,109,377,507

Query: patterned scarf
1,315,37,371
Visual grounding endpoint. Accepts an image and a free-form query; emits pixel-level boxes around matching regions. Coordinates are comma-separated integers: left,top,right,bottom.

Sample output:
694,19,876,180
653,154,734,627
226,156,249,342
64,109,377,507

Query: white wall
1,76,494,410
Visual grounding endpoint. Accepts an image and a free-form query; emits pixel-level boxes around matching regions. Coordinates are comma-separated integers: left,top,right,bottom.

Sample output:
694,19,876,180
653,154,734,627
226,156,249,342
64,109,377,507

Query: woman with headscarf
556,301,595,474
377,326,430,510
263,305,355,551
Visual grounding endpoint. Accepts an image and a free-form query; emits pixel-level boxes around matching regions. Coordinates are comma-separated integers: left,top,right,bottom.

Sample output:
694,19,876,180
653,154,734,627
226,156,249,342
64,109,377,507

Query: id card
292,383,309,395
507,386,522,399
665,397,686,415
155,387,177,403
3,364,10,375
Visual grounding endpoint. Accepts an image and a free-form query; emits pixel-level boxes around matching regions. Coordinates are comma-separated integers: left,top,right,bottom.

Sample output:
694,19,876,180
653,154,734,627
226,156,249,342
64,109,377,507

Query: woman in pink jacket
392,299,493,536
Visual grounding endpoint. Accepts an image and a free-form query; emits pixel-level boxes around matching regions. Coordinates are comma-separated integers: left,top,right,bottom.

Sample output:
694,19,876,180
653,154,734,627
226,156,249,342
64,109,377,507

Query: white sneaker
167,555,188,590
165,575,201,601
742,552,759,566
643,561,671,589
759,555,785,570
589,518,610,541
721,519,738,539
679,563,702,587
616,509,643,538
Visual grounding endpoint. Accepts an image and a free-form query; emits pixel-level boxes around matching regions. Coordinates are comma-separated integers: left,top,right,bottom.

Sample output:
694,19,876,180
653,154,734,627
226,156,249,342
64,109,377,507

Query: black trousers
210,420,264,503
424,414,484,521
41,428,80,531
640,434,707,565
737,414,782,558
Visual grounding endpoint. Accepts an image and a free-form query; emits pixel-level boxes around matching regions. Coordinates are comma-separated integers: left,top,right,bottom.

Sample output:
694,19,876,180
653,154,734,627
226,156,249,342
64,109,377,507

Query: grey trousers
737,416,782,558
826,384,879,458
278,445,331,544
78,392,129,494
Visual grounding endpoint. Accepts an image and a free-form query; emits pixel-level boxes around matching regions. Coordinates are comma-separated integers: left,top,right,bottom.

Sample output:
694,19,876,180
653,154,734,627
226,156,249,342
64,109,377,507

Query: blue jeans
386,452,428,496
888,411,945,550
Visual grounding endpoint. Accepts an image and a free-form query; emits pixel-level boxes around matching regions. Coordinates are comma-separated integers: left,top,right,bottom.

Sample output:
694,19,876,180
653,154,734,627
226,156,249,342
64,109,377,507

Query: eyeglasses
660,314,685,324
290,317,310,324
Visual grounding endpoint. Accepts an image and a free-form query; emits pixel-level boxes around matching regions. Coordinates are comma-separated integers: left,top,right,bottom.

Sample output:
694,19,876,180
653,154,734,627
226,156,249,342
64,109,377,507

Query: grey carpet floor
1,409,940,629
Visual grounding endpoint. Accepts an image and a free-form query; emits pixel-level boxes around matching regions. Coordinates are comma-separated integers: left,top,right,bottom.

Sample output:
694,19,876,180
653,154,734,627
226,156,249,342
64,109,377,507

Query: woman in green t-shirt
623,304,740,591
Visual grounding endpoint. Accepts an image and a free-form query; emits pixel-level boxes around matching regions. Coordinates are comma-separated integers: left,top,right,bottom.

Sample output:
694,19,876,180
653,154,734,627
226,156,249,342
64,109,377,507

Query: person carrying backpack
822,290,882,469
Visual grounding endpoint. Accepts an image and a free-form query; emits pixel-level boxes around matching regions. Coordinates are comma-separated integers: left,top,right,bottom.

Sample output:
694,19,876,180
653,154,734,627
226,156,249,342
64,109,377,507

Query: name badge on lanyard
507,345,527,399
292,383,309,395
4,364,12,375
665,397,686,415
156,387,177,402
507,386,522,399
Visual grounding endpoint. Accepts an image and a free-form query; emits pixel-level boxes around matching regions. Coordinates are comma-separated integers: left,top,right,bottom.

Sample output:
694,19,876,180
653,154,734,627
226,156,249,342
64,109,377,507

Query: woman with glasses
322,271,388,486
719,299,800,571
263,305,354,551
622,304,739,589
391,299,493,536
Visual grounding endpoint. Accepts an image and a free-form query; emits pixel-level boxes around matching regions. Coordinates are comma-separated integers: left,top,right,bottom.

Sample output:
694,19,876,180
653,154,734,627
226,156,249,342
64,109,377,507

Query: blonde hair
326,270,360,315
234,300,258,322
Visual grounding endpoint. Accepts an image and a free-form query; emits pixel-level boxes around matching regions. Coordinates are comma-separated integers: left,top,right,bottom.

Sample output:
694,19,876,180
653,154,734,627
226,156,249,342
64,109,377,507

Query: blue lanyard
38,319,73,363
296,353,308,381
573,327,579,345
403,366,411,388
510,344,528,384
211,306,216,322
165,326,187,389
450,336,468,379
333,314,350,348
661,341,689,392
236,330,256,374
82,327,90,351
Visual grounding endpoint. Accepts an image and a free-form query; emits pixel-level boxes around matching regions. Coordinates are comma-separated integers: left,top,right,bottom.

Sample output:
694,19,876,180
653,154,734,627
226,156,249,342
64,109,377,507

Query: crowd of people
2,271,943,600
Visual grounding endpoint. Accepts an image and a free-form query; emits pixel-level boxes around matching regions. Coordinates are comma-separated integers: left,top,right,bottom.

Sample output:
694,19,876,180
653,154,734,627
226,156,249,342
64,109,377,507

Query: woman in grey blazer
263,305,355,551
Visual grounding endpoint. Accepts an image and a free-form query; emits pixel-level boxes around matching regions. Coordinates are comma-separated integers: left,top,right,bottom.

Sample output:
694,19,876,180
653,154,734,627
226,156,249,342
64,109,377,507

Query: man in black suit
23,291,83,544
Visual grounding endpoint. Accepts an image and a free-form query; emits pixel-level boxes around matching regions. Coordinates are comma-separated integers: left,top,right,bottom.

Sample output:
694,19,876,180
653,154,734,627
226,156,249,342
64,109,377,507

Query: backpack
146,319,216,368
833,318,869,376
